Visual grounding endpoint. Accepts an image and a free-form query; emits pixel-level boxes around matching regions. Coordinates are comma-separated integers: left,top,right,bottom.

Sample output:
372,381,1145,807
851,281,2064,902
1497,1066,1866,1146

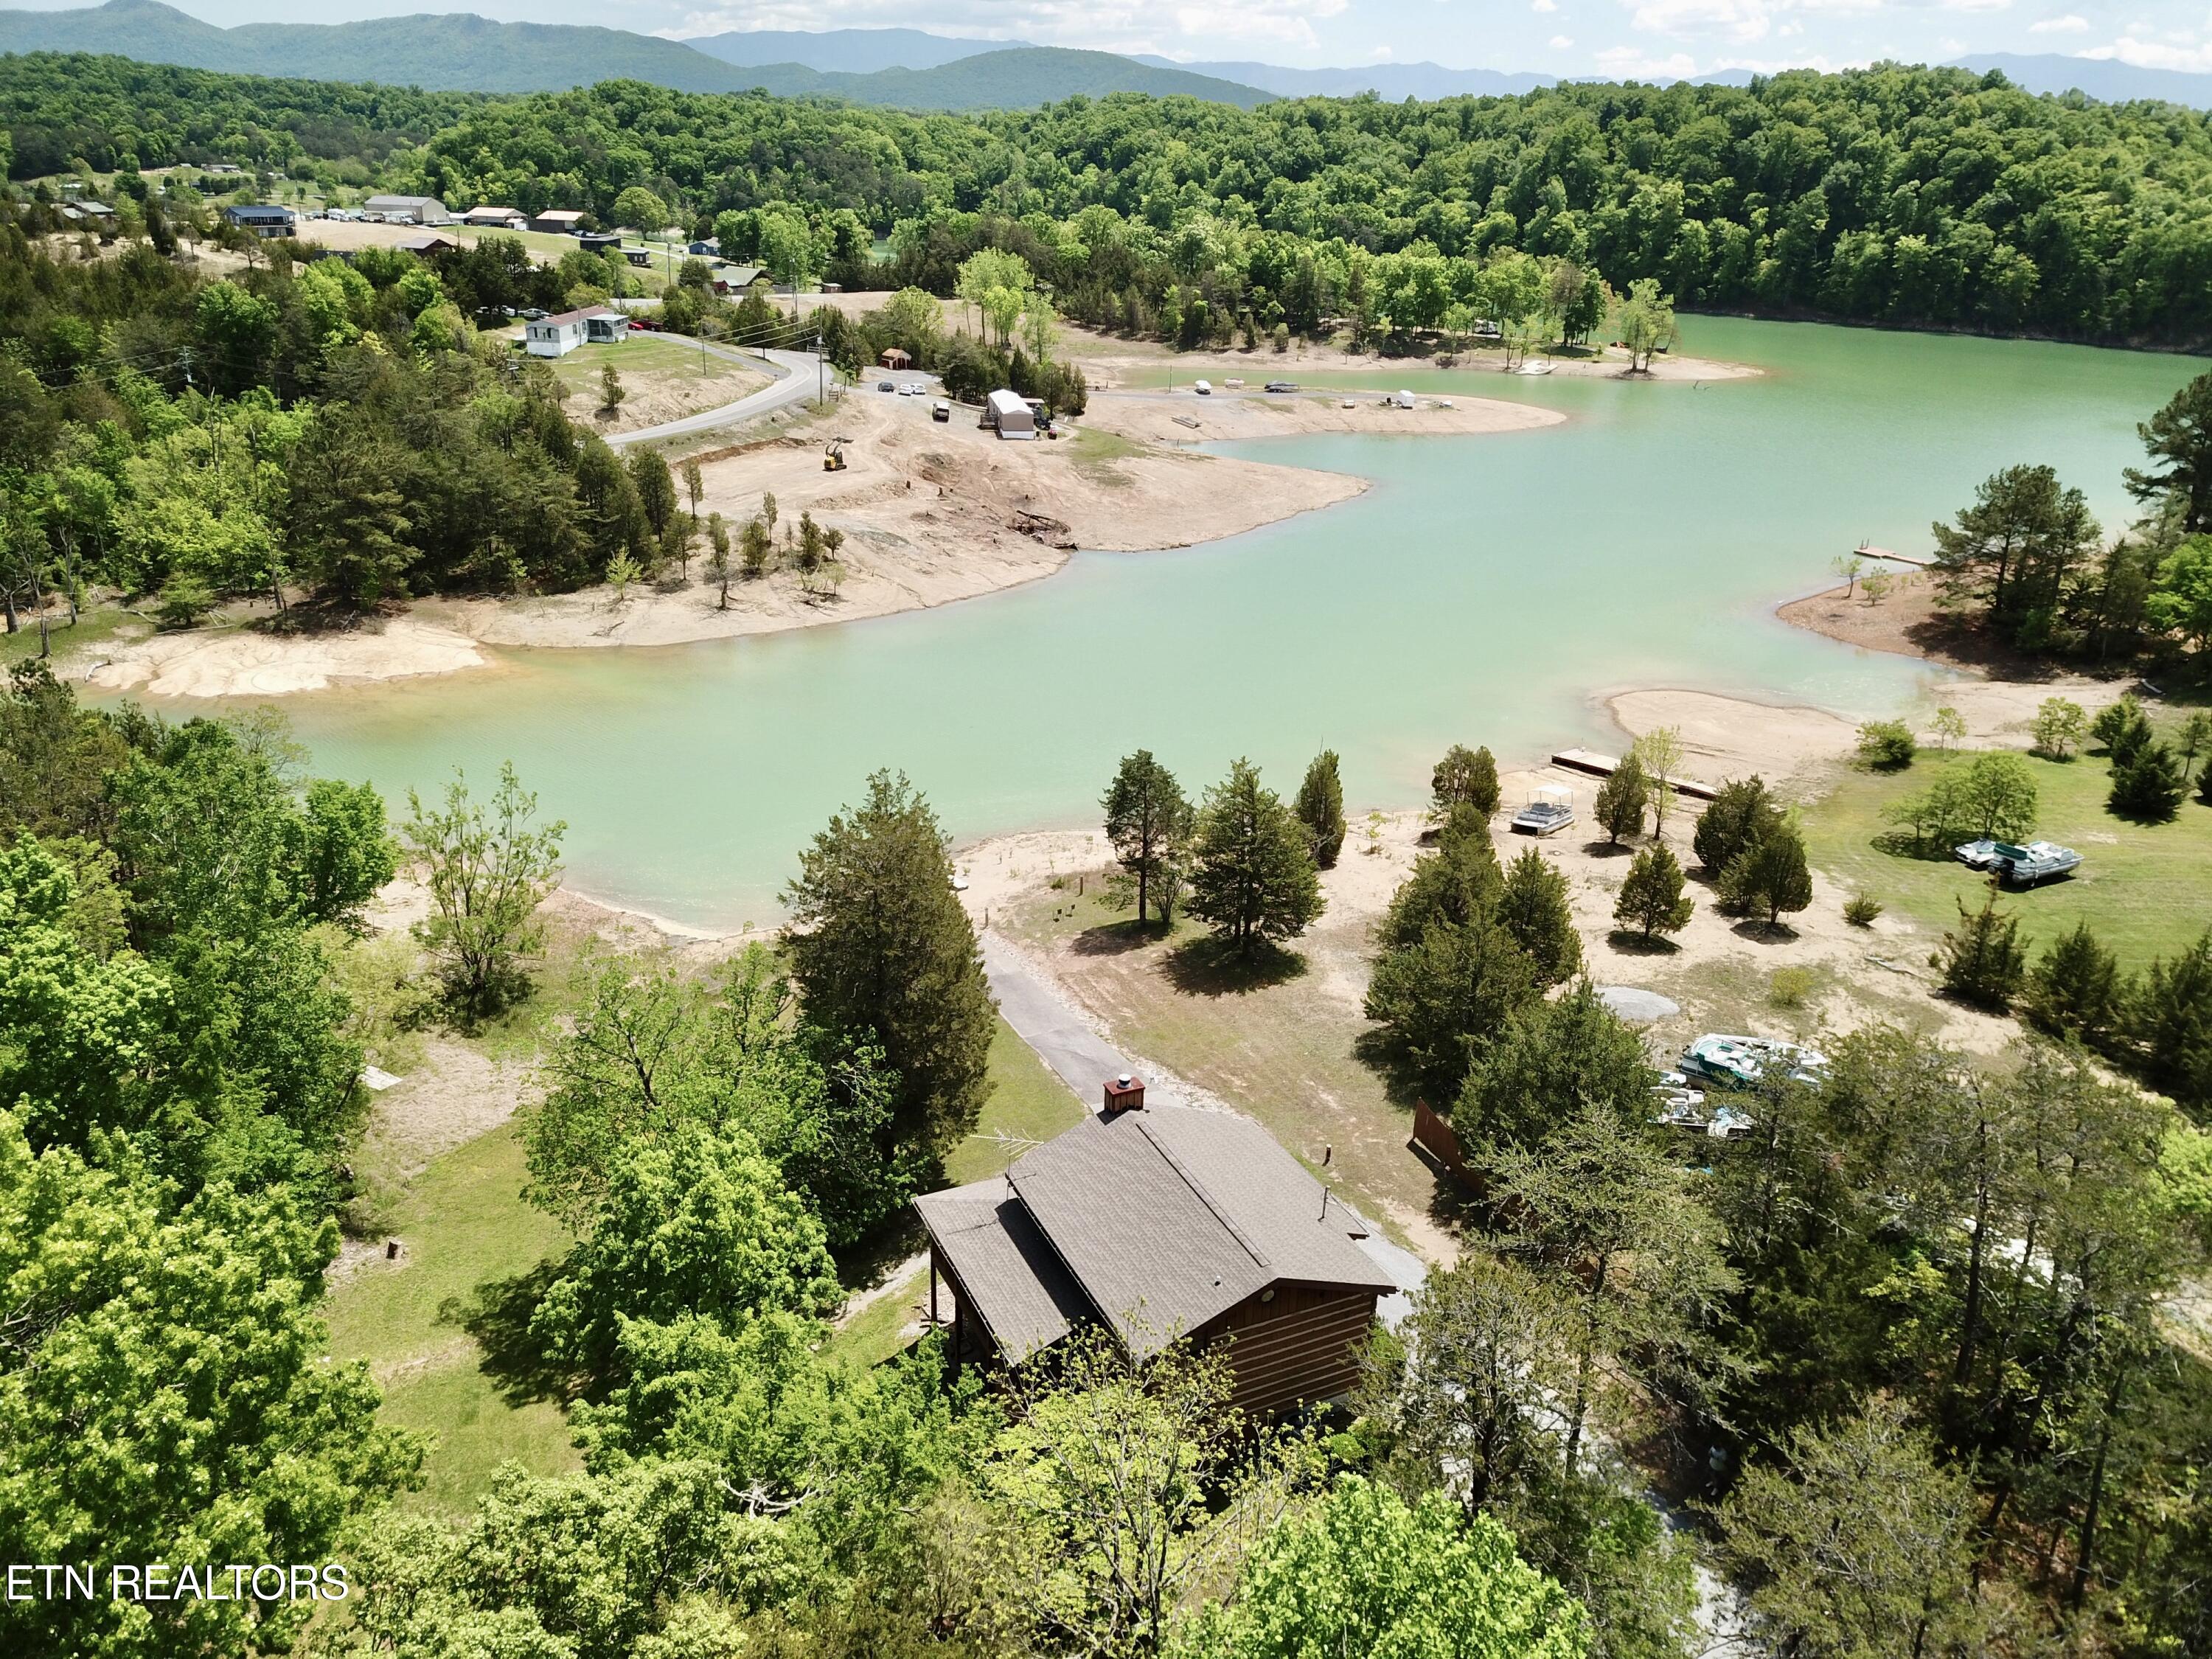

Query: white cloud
1532,0,1558,11
1629,0,1773,42
1551,32,1576,44
2028,13,2090,29
2084,32,2212,66
1939,0,2011,12
1594,42,1703,74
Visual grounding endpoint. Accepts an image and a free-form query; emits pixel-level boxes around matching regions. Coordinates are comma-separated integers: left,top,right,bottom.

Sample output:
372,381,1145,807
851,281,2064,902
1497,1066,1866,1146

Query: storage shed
984,388,1035,439
363,195,451,226
531,209,587,234
463,206,526,229
914,1086,1395,1413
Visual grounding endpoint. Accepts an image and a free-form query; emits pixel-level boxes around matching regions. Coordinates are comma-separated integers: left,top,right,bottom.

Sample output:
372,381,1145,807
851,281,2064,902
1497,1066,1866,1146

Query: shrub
1843,892,1883,926
1856,719,1916,769
2109,742,2186,822
2031,697,2087,759
1770,967,1816,1007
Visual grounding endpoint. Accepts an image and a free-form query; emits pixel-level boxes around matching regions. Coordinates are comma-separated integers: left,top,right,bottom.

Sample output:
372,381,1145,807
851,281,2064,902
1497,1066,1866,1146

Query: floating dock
1551,748,1722,801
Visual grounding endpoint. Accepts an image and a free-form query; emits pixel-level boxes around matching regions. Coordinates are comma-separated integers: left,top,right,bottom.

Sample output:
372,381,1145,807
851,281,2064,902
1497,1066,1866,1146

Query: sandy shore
85,616,487,698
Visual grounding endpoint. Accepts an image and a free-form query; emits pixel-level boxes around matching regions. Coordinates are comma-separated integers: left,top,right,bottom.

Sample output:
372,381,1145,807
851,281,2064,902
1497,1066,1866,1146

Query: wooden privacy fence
1410,1099,1470,1183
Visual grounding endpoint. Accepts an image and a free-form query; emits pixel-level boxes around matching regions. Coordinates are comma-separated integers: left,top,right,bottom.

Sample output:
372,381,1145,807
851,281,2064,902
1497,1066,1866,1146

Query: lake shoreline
64,389,1560,700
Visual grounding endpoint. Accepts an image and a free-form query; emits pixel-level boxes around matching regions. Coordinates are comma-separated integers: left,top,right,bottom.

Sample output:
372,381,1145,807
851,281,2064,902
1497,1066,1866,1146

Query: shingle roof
918,1105,1394,1362
914,1183,1091,1360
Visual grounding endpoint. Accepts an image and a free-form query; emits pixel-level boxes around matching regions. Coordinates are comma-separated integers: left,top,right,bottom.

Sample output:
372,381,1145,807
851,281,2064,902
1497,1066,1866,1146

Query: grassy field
1800,745,2212,968
1,603,145,670
322,1124,577,1516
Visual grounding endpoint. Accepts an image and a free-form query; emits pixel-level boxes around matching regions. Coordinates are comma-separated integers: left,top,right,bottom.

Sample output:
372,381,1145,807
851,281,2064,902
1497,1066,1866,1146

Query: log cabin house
913,1079,1395,1413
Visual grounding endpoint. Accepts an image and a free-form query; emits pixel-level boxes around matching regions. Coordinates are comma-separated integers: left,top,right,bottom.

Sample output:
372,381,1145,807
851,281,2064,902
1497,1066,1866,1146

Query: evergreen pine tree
2092,695,2153,763
2109,742,2186,821
1938,894,2028,1010
1692,776,1781,875
1432,744,1501,818
2022,919,2123,1048
1187,758,1324,956
2131,928,2212,1110
1595,754,1649,844
1497,849,1582,985
1294,749,1347,869
1102,750,1190,927
1719,824,1813,928
1614,843,1694,943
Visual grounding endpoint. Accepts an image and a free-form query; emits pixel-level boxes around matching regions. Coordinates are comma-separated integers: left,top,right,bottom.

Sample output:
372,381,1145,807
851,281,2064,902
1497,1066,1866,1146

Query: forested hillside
8,54,2212,344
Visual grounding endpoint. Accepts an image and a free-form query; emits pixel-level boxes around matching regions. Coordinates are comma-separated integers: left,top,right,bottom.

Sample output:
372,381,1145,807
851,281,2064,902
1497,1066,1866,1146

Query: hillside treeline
10,53,2212,344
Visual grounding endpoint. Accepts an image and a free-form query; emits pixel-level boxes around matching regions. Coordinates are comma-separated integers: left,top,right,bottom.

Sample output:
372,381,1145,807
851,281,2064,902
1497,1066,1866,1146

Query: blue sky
53,0,2212,77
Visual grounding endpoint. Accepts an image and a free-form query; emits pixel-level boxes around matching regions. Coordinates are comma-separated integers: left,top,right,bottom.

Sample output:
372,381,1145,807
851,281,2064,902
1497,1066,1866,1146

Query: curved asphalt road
604,344,828,448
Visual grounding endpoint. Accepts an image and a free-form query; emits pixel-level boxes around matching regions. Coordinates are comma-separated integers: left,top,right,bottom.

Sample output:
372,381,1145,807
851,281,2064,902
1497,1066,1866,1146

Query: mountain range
2,4,2209,112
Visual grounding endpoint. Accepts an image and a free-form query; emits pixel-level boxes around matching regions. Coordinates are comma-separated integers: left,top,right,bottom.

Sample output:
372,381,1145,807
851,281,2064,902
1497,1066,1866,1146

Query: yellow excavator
823,437,849,472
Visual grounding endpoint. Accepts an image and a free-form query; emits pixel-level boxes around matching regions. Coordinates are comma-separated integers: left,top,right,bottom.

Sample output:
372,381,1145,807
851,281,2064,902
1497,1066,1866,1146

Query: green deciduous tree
1186,758,1324,956
0,1110,421,1659
1175,1476,1589,1659
1293,748,1346,869
530,1121,842,1385
784,770,995,1167
2031,696,2087,759
1855,719,1916,768
1102,750,1191,926
1628,728,1685,839
1614,841,1693,944
403,761,566,1018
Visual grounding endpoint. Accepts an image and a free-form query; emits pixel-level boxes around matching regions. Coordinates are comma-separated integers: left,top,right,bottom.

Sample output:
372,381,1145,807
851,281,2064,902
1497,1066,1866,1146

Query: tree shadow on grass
1606,928,1683,956
1871,830,1958,862
1161,935,1309,998
1070,918,1162,957
442,1261,580,1408
1580,838,1635,860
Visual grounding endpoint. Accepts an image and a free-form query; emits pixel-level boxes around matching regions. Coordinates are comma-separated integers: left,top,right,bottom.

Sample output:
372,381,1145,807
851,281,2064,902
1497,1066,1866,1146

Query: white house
363,194,452,226
524,309,591,357
985,388,1036,439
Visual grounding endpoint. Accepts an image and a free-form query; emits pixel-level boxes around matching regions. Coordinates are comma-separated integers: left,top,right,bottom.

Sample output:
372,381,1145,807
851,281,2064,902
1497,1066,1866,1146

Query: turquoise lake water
265,316,2208,929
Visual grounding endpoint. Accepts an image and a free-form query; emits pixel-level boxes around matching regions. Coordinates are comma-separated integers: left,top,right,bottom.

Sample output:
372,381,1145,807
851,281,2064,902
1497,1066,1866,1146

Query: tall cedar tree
2093,695,2153,760
1497,849,1582,985
1456,979,1658,1152
1294,749,1347,868
1594,753,1649,844
2110,742,2186,821
1939,894,2028,1009
1719,824,1812,928
1691,776,1779,874
1187,758,1324,955
1615,842,1693,942
784,770,995,1165
2022,919,2124,1048
1101,749,1188,925
1375,806,1503,950
1432,744,1500,818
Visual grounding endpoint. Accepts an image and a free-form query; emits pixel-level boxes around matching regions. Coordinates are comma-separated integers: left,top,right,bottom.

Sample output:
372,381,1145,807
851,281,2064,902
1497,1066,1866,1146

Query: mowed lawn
540,334,754,397
1801,745,2212,969
321,1125,578,1517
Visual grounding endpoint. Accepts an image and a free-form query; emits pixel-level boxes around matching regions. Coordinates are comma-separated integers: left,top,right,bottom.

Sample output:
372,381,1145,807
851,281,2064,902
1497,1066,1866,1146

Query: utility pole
815,335,823,405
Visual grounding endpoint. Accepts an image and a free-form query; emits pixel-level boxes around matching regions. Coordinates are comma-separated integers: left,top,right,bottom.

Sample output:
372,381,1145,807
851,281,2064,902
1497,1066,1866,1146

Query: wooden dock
1551,748,1722,801
1853,543,1933,568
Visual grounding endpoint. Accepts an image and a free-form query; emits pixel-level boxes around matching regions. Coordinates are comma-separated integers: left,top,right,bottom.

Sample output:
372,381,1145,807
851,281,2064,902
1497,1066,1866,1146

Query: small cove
265,316,2208,929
